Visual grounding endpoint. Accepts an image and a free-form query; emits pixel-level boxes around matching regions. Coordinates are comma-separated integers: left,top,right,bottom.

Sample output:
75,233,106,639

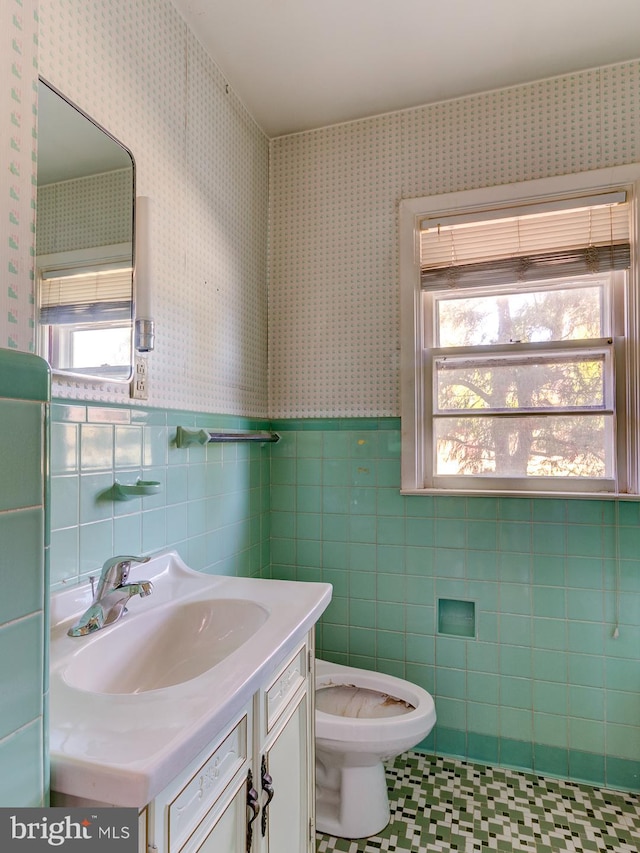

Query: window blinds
419,191,630,290
39,265,133,324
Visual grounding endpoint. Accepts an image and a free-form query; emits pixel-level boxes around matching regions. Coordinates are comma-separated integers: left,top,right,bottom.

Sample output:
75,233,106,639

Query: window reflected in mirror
36,79,135,381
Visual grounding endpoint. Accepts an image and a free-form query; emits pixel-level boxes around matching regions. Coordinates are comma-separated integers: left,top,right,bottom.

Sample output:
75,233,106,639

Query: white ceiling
170,0,640,138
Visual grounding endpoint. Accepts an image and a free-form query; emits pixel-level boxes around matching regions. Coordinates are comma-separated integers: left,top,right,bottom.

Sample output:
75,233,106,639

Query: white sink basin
63,598,269,694
49,549,332,806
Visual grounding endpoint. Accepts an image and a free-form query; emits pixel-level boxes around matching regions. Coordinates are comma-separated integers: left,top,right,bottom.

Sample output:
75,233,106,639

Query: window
37,245,133,381
400,167,640,496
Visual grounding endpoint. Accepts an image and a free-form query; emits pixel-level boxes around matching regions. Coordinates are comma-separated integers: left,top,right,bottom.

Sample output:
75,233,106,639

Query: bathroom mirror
36,79,135,382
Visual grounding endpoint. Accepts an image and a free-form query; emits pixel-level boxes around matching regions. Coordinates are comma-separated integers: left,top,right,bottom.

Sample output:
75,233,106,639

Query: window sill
400,488,640,501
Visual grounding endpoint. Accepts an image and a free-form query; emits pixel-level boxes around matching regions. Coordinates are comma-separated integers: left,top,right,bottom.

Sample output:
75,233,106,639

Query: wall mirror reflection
36,79,135,381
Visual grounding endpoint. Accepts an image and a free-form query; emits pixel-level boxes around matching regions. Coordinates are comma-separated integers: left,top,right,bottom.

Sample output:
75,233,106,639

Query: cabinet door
180,769,253,853
260,691,311,853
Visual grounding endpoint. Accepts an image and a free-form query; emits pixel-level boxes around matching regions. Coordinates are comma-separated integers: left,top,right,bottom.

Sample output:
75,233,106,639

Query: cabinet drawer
264,642,308,732
167,713,249,852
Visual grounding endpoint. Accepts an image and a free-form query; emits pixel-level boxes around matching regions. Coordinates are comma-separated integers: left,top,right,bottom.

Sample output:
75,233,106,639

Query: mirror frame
36,77,137,384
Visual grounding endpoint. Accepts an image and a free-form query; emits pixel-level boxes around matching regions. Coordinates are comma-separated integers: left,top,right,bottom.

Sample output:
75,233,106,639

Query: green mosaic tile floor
316,752,640,853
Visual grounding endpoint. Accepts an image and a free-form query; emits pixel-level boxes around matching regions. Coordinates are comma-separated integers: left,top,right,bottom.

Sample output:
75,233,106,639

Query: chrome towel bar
176,426,280,447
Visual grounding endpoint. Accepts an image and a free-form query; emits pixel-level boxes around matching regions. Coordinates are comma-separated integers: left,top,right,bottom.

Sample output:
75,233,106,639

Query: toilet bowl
315,658,436,839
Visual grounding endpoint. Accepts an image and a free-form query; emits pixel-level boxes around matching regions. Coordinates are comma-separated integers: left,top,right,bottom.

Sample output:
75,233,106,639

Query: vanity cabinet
147,632,315,853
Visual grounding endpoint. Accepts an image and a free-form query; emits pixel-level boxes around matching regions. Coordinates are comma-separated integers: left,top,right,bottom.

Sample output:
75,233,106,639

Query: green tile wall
268,418,640,793
49,402,271,588
0,350,49,807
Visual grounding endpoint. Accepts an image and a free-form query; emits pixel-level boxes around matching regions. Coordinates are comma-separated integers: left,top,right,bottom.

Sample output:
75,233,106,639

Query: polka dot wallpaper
0,0,38,354
36,0,270,415
269,61,640,418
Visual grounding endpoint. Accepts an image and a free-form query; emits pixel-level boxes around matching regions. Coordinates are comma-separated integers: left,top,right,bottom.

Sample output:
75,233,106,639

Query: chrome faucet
67,555,153,637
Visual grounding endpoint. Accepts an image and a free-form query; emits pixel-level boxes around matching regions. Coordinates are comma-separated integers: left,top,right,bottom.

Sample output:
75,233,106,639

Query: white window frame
37,243,134,382
400,165,640,497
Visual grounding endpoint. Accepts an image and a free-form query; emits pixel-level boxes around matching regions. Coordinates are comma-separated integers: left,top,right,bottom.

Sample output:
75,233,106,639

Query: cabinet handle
260,754,274,837
246,768,260,853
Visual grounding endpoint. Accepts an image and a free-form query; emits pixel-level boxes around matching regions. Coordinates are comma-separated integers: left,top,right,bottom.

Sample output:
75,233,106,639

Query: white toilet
315,658,436,839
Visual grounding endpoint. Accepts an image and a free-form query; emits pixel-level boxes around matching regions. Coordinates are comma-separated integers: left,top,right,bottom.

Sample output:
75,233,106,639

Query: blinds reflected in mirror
39,264,133,324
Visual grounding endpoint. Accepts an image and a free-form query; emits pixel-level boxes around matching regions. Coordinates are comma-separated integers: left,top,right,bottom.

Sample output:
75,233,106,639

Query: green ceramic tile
533,681,568,715
113,513,143,555
405,517,434,548
569,717,605,753
436,666,467,699
50,421,78,474
466,520,498,551
78,519,113,575
296,431,323,457
605,756,640,791
501,676,532,709
79,473,112,524
377,573,406,603
434,518,466,549
534,744,568,777
532,617,566,650
498,552,531,583
79,423,113,471
532,554,565,586
50,475,78,530
500,707,533,741
373,604,403,638
467,671,499,705
568,653,604,688
296,512,321,540
376,629,405,660
297,538,321,567
500,613,532,646
500,582,532,615
605,657,640,691
567,523,603,558
0,400,43,511
533,648,567,682
569,685,605,720
0,510,43,626
567,750,606,785
322,542,348,572
348,542,376,572
322,459,350,486
406,633,435,665
499,521,531,552
347,516,375,546
296,484,321,513
0,350,49,402
467,732,500,763
376,544,405,574
499,737,534,770
322,486,349,514
0,614,43,740
467,641,499,674
531,523,565,555
533,585,565,618
606,690,639,726
0,720,44,806
500,645,532,678
568,500,606,524
435,726,466,756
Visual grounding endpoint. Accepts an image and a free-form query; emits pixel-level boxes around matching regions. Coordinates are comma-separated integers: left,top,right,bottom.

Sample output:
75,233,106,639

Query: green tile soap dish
112,479,161,501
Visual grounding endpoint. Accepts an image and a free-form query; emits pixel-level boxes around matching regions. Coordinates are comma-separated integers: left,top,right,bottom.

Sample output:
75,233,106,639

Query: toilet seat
315,658,436,745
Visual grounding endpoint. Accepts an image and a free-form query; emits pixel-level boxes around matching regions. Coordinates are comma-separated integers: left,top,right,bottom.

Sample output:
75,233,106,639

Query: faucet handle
96,554,151,597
